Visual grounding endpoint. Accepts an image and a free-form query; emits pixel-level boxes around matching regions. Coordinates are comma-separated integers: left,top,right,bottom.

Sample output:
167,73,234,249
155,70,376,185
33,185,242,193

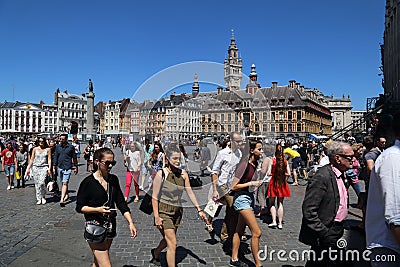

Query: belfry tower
224,30,242,91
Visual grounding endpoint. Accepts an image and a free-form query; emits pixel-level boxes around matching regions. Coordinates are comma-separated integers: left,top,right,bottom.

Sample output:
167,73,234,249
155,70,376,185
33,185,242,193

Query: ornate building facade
0,101,44,134
54,89,87,133
324,94,352,136
382,0,400,110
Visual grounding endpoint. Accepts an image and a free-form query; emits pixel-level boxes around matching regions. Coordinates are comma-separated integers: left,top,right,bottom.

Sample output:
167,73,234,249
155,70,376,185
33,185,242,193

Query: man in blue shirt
53,133,78,207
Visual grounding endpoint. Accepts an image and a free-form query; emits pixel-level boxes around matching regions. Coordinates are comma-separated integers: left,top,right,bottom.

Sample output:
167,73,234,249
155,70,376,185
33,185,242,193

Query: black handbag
84,183,111,243
189,174,203,187
139,169,165,215
84,220,108,243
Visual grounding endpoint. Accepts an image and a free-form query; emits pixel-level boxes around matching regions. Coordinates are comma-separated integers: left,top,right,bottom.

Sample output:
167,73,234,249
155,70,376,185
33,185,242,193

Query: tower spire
224,30,242,91
192,73,200,97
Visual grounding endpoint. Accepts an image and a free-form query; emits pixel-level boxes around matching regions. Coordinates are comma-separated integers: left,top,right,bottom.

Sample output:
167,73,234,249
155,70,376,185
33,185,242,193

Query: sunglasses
338,154,354,161
101,160,117,167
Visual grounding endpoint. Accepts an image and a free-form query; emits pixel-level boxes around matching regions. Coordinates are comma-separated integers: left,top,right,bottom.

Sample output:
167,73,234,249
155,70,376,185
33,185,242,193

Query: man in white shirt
211,132,243,245
366,111,400,266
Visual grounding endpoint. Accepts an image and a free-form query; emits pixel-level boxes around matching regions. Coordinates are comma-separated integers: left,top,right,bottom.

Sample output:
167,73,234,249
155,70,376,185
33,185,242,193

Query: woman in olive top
151,145,207,267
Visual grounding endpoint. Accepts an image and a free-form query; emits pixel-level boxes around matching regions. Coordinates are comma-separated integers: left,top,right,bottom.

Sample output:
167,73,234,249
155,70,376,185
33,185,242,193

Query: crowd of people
1,116,400,267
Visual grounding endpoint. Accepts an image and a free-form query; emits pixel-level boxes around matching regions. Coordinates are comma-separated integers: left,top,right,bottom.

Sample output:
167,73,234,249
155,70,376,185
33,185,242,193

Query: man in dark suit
299,141,354,267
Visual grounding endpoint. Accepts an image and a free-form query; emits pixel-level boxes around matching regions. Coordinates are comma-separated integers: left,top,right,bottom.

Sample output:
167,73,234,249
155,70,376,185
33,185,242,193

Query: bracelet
197,209,203,213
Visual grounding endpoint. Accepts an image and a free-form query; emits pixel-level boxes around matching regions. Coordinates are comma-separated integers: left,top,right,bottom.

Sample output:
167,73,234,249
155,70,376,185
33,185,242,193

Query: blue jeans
351,182,362,197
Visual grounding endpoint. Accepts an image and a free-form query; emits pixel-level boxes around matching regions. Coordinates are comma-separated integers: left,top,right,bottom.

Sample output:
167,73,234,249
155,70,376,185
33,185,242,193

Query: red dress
267,158,291,198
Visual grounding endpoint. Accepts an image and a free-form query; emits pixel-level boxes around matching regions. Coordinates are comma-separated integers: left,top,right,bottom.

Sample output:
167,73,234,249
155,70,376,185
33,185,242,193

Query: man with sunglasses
299,141,354,266
53,133,78,207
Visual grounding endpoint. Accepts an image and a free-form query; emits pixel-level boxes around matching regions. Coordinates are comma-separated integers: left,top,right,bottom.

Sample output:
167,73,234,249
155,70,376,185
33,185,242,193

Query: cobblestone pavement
0,147,370,267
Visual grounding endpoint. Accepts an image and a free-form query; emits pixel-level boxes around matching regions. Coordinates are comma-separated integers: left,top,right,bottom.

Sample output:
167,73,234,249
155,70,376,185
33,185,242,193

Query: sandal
205,223,214,232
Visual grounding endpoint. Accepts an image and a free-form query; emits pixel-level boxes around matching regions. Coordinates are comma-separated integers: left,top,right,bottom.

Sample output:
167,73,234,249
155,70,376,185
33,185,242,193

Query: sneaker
139,186,144,191
268,222,277,228
277,224,283,229
41,198,46,204
7,185,11,190
229,259,245,267
36,200,42,205
10,185,15,189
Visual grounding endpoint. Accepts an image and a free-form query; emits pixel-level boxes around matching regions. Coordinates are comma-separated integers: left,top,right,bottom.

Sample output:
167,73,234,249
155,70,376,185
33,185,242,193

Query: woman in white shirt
124,142,142,202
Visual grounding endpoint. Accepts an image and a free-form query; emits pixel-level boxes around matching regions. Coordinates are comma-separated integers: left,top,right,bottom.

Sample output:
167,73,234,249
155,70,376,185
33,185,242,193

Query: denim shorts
292,157,302,169
141,164,149,174
233,193,254,211
4,165,15,176
58,168,72,183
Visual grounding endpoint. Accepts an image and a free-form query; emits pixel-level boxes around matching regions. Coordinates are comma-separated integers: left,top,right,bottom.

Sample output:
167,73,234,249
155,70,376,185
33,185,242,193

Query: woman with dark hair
148,142,165,189
84,140,95,173
230,140,264,267
267,144,291,229
151,145,207,267
76,147,137,267
26,137,52,205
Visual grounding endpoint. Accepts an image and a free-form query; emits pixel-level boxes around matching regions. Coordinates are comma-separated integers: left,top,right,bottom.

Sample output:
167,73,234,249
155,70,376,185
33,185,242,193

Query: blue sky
0,0,385,110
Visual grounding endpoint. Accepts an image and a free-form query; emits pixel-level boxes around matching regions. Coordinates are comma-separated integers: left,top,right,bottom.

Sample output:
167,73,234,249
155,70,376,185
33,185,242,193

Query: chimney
289,80,296,88
170,94,175,100
295,82,300,89
217,87,223,94
272,82,278,89
300,85,305,91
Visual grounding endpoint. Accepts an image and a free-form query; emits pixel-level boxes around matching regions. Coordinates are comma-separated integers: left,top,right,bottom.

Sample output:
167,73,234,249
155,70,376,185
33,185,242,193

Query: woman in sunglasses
151,145,207,266
26,137,51,205
76,147,137,267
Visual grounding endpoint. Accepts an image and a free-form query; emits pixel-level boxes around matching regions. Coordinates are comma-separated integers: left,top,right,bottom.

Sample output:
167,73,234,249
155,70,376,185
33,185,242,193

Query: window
297,111,302,120
235,113,238,121
279,124,284,132
263,112,267,120
271,112,275,120
271,124,275,132
263,124,267,132
228,125,232,132
228,114,232,121
221,114,224,122
214,125,218,132
279,112,284,121
235,124,238,132
288,124,292,132
255,113,259,120
297,123,302,132
288,111,292,120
